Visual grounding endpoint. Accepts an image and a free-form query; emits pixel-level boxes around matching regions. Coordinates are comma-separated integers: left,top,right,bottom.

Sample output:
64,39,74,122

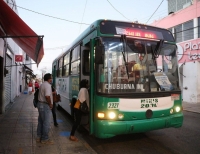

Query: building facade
151,0,200,103
0,0,34,113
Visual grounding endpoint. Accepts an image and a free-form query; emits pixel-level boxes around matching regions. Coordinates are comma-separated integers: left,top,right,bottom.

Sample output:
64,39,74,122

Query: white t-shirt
78,88,89,107
38,81,53,104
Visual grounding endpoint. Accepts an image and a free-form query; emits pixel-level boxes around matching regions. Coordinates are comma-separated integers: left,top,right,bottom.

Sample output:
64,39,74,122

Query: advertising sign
177,38,200,63
15,55,23,62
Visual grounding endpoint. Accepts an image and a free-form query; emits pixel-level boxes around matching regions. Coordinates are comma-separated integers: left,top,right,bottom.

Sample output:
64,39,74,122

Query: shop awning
24,64,36,78
23,64,33,72
0,0,44,65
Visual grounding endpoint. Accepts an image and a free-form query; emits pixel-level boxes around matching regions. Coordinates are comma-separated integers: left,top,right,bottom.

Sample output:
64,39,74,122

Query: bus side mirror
95,45,105,64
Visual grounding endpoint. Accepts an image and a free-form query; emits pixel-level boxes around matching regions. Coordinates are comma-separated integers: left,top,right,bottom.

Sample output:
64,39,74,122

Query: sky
16,0,168,77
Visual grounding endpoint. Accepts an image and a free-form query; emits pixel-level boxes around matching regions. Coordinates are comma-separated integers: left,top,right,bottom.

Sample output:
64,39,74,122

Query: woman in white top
70,79,89,141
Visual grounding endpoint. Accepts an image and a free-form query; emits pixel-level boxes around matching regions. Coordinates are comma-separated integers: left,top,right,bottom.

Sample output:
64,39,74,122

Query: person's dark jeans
52,102,58,125
70,108,82,136
35,87,39,91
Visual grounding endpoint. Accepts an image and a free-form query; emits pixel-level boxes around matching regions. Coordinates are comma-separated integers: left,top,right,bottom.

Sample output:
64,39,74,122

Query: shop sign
15,55,23,62
177,38,200,63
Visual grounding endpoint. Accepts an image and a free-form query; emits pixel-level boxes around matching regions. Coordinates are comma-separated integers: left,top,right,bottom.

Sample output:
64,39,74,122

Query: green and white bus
52,19,183,138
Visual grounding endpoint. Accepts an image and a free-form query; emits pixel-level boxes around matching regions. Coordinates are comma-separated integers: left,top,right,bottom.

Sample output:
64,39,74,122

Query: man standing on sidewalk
36,73,54,144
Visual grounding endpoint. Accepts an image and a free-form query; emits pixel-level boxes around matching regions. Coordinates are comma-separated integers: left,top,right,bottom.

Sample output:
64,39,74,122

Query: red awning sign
15,55,23,62
0,0,44,65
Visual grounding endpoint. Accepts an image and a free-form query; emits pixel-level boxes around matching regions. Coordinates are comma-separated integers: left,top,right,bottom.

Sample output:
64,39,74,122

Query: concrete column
193,18,198,39
183,61,200,103
0,39,6,114
197,61,200,103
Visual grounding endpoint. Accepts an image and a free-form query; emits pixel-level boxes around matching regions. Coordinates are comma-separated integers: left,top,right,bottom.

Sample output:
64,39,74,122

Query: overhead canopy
24,64,33,72
0,0,44,65
24,64,36,78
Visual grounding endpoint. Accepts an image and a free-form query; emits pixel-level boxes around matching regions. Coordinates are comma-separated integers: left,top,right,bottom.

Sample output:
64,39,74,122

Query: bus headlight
98,112,105,118
108,112,116,119
175,106,181,112
118,113,124,119
170,108,174,114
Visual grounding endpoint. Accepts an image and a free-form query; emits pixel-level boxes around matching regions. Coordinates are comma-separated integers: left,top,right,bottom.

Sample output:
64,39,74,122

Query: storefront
0,0,44,113
151,0,200,103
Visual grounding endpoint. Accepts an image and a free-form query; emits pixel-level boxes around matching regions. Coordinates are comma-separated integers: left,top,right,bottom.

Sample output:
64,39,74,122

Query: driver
132,56,146,74
132,55,146,85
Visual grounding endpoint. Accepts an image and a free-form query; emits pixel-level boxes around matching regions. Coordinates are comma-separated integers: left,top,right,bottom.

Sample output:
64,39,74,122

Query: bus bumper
94,113,183,138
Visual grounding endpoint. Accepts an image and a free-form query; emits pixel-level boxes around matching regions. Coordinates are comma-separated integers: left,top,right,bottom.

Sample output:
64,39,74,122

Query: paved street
0,93,199,154
182,101,200,114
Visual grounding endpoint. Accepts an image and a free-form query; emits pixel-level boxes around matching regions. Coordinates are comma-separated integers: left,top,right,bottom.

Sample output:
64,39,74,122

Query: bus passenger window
63,53,70,76
71,61,80,75
58,58,63,77
63,65,69,76
71,46,80,75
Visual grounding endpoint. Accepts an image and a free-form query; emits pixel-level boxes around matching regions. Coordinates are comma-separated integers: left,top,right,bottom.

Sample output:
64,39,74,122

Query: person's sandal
69,136,78,141
41,139,54,144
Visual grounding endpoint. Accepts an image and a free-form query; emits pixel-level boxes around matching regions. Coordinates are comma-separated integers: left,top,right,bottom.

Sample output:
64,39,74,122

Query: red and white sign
177,38,200,63
15,55,23,62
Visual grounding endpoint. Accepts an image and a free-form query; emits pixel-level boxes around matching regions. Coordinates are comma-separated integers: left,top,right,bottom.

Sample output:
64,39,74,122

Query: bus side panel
70,75,79,112
56,76,79,114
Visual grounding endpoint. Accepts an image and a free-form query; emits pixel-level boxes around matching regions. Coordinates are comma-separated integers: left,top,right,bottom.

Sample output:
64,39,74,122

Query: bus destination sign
116,27,163,39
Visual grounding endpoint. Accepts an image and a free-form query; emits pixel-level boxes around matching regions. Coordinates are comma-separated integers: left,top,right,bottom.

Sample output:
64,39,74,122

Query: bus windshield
97,37,180,93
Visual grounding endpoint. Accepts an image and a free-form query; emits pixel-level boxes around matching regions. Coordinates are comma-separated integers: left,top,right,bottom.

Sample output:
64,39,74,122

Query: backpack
33,88,39,108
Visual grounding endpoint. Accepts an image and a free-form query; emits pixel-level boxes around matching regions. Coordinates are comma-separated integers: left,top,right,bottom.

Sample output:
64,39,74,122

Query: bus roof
52,19,174,63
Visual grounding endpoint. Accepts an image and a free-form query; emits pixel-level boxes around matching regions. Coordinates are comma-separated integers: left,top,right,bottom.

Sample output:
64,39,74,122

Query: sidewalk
0,93,96,154
182,101,200,114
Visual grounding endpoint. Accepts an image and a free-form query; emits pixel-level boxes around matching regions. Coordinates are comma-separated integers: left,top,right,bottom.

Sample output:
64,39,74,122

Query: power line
141,9,167,23
44,45,68,50
151,5,200,26
11,2,90,25
146,0,164,24
10,1,199,49
106,0,131,21
79,0,88,34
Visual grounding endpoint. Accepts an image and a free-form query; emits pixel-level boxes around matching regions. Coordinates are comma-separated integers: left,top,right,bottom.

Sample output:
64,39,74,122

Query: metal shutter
4,54,12,109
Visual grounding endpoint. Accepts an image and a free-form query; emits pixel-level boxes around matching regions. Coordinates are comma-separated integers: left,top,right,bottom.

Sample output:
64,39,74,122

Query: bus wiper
121,35,129,79
152,39,164,58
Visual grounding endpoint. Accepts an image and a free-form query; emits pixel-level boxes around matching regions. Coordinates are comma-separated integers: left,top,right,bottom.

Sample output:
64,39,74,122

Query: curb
183,109,200,114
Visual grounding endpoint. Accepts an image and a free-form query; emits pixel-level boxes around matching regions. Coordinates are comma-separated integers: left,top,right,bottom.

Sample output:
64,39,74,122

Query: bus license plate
107,102,119,109
141,103,157,108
